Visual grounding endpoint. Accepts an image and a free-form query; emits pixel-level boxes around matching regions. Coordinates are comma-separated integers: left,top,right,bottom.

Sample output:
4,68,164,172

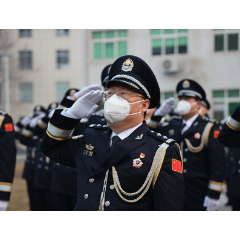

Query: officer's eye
106,91,115,97
119,91,128,98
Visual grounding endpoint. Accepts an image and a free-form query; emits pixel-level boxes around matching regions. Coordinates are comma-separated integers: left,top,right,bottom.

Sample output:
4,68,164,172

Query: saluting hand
154,97,175,117
67,90,103,119
74,84,102,100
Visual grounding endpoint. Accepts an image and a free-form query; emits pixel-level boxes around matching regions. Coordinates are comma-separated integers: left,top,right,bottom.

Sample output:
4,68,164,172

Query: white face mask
104,94,143,123
177,100,197,116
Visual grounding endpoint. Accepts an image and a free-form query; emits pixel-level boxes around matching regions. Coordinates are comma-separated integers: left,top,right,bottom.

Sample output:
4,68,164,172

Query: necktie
180,123,186,135
110,135,121,152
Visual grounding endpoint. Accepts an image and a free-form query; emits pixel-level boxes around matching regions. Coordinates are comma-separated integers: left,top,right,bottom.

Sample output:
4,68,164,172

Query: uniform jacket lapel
91,122,149,177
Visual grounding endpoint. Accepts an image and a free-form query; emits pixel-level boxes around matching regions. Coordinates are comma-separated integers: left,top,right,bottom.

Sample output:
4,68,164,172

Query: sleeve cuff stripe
46,130,70,141
0,185,12,192
22,129,32,137
48,122,74,138
227,117,240,131
208,182,222,192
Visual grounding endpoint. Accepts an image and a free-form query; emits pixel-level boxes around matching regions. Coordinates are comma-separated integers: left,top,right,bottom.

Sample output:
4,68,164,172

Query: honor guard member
41,55,184,211
20,105,47,210
148,79,225,211
32,102,58,210
219,105,240,148
199,98,211,118
0,109,17,211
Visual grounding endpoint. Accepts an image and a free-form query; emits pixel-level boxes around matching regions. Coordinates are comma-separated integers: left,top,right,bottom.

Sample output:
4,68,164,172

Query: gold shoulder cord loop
112,140,174,203
184,122,213,153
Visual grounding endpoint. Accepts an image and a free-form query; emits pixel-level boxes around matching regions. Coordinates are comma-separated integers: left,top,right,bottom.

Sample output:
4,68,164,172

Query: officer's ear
141,99,150,113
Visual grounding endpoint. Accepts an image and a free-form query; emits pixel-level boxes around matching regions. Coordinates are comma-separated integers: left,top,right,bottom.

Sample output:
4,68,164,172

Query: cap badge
86,144,94,151
183,80,190,88
52,103,57,108
36,105,41,110
122,58,134,72
70,89,76,96
133,158,143,168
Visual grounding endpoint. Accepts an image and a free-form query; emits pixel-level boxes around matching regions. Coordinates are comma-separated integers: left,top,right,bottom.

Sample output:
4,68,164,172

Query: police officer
0,109,17,211
199,98,211,118
41,55,184,211
19,105,47,210
148,79,225,211
218,105,240,148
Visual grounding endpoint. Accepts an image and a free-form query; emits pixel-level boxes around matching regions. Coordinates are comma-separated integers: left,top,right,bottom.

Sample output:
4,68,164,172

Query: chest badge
194,132,201,139
86,144,94,151
169,129,174,136
133,158,143,168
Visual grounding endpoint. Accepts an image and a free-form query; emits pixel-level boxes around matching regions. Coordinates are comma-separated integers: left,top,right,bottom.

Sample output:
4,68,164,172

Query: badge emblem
86,144,94,151
36,105,41,110
133,158,143,168
135,134,143,140
122,58,134,72
182,80,190,88
51,103,57,108
194,132,201,139
140,153,145,158
70,89,76,96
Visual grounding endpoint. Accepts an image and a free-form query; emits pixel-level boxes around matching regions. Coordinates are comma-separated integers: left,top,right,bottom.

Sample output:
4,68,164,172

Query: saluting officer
218,105,240,148
148,79,225,211
41,55,184,211
0,109,17,211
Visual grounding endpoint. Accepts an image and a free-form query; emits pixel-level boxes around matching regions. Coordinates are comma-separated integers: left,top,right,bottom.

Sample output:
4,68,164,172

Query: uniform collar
111,122,143,141
182,114,199,129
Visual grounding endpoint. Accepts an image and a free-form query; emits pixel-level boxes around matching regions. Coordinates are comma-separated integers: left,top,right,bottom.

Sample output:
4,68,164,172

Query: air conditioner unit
161,59,180,74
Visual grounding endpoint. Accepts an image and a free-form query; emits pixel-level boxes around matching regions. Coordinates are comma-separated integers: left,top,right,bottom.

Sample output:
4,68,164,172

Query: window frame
150,29,188,56
91,30,128,60
19,29,32,38
56,29,69,37
19,83,33,103
213,29,240,53
56,50,70,69
19,51,33,70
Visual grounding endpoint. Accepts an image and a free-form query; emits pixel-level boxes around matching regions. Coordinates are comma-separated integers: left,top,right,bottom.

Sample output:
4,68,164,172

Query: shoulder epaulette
89,124,108,129
161,122,169,127
0,110,7,115
148,130,175,145
203,117,218,124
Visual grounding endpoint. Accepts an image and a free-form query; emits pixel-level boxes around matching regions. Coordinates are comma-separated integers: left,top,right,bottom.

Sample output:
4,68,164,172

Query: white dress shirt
110,122,143,147
181,114,199,134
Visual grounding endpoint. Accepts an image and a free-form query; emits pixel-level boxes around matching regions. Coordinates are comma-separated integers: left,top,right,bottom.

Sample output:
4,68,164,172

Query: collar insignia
135,133,143,140
193,121,198,126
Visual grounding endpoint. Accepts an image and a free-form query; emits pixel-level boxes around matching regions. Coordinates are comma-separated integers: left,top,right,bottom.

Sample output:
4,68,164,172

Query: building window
213,29,239,52
19,29,32,38
150,29,188,55
19,83,33,103
212,89,240,121
19,51,32,69
161,91,177,100
92,30,128,60
56,29,69,37
56,82,70,102
56,50,69,69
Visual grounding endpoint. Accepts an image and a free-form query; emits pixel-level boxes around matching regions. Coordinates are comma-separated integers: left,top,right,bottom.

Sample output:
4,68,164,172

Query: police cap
47,102,58,113
201,98,211,110
101,64,112,87
33,105,47,116
107,55,160,109
64,88,79,97
176,79,206,100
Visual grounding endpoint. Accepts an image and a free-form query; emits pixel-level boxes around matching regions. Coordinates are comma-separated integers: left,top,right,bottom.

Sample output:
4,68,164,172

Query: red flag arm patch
5,123,13,132
214,130,220,138
172,159,182,173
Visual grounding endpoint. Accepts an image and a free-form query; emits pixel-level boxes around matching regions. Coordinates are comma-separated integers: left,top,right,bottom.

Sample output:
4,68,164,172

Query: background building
0,29,240,122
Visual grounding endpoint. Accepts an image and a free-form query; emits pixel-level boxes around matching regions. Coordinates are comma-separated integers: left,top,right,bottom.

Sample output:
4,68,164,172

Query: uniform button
238,169,240,173
183,158,187,162
84,194,88,199
57,163,60,166
31,161,35,164
38,165,41,168
230,157,234,161
40,157,43,161
238,161,240,164
185,148,188,152
183,169,187,173
45,166,48,170
110,185,115,190
89,178,94,183
105,201,110,207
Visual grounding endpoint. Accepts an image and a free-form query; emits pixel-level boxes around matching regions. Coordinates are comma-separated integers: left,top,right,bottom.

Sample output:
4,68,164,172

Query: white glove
203,196,219,211
0,200,8,211
29,113,46,128
20,113,34,126
48,109,55,119
66,90,103,119
154,97,175,117
74,84,102,99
